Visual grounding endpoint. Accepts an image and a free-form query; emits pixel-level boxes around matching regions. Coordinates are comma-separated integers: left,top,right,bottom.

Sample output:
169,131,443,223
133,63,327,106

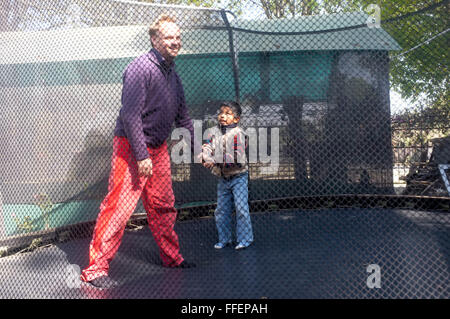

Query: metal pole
220,9,240,103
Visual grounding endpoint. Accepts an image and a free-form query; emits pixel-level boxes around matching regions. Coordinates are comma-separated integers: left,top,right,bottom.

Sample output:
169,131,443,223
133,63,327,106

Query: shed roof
233,12,401,52
0,11,401,65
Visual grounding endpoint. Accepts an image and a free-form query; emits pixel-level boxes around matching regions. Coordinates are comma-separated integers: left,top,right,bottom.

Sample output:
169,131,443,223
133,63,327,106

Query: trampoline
1,0,449,301
1,206,449,299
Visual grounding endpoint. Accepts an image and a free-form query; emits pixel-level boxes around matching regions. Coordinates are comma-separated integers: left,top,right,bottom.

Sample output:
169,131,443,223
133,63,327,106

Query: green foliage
219,0,367,18
383,1,449,152
28,238,43,251
13,215,34,233
381,0,449,107
34,193,54,230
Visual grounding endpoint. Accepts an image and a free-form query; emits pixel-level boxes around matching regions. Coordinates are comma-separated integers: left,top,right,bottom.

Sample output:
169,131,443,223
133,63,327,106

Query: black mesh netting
0,0,449,299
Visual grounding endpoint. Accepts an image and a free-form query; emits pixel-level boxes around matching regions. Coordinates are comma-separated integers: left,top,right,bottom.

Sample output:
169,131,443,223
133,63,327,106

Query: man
81,15,196,289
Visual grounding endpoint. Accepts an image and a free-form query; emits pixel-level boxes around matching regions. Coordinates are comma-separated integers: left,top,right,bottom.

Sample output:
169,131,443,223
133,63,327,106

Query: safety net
0,0,449,299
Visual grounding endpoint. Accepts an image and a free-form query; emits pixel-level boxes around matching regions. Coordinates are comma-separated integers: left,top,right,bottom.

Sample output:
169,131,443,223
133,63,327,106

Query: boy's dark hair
220,101,242,118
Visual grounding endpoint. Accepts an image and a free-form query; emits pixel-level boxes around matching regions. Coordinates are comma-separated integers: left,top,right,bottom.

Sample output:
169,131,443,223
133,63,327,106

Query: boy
201,101,254,250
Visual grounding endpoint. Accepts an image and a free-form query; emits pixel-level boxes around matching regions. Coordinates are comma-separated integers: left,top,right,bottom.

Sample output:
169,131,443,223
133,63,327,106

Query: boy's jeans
215,172,253,245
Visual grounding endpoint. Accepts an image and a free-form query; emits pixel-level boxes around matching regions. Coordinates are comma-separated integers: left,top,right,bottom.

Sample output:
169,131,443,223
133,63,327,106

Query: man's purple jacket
114,48,194,161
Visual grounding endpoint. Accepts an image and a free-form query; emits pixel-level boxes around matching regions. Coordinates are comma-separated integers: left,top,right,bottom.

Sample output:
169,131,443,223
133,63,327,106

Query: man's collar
149,48,174,69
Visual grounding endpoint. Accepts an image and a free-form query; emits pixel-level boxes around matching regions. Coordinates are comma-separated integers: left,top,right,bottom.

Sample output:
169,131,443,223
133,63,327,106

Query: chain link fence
0,0,449,298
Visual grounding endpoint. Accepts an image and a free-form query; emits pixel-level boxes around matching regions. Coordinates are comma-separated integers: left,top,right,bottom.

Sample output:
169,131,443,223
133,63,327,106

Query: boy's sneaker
214,242,232,249
235,242,252,250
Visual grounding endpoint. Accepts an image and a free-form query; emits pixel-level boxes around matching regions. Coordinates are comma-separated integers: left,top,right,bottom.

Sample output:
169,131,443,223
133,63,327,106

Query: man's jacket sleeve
120,65,149,161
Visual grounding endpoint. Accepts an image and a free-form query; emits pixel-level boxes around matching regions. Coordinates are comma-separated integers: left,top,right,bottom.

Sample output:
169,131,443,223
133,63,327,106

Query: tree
380,0,449,113
256,0,319,18
219,0,365,19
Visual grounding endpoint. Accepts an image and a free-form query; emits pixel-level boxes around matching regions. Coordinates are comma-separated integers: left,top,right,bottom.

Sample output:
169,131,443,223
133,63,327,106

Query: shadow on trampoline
0,208,449,299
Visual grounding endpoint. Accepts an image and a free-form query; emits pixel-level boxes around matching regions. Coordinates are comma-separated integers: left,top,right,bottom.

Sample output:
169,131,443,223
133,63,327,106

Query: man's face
152,21,181,61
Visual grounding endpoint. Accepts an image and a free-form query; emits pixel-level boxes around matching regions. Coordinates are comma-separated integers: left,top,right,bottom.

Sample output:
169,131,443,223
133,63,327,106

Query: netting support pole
220,9,240,103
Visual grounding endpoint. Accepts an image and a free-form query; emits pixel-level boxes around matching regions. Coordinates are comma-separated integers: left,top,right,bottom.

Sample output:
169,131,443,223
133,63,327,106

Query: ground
0,209,449,298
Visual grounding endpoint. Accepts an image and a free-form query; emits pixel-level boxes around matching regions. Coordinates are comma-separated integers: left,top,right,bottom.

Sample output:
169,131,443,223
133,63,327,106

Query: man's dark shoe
177,260,196,268
88,276,118,289
165,260,196,268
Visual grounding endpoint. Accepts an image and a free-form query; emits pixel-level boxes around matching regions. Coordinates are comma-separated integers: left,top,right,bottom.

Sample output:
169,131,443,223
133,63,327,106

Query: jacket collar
219,123,238,134
148,48,174,71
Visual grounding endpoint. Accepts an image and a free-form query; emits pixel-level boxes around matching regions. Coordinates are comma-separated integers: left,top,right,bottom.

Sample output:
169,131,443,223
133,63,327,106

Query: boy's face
218,106,239,126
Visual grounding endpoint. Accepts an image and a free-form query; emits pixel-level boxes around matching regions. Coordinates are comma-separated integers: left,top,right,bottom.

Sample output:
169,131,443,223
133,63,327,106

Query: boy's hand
203,162,215,169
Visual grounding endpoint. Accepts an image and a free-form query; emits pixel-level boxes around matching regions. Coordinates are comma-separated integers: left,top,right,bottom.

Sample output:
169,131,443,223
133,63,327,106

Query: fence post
220,9,240,103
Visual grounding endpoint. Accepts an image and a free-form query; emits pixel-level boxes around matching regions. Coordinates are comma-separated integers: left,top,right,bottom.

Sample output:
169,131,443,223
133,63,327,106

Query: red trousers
81,137,184,282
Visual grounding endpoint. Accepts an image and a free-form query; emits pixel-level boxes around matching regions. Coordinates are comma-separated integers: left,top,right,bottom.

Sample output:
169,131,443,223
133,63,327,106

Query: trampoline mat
0,208,449,299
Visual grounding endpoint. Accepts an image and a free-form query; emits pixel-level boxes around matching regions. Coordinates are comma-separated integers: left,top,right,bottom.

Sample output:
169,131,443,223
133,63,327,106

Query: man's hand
137,158,153,177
